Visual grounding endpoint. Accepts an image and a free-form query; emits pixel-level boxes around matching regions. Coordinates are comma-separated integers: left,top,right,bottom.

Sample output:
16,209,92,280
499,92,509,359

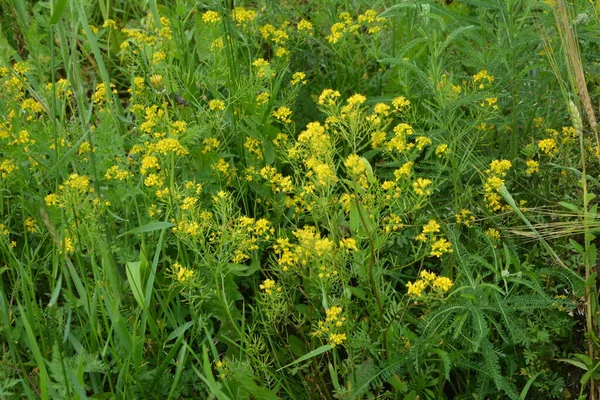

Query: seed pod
568,100,583,136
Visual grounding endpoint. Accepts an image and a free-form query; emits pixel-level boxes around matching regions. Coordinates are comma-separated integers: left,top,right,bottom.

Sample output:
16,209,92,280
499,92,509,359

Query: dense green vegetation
1,0,600,398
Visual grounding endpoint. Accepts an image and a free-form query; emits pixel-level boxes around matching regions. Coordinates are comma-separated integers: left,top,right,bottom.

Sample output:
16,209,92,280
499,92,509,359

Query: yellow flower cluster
455,209,475,227
209,99,225,111
259,279,282,294
45,78,72,99
245,137,263,159
473,70,495,89
259,166,293,193
313,306,347,346
171,262,194,283
232,7,257,26
413,178,432,196
92,82,117,106
297,19,313,35
386,123,414,153
435,144,449,156
382,214,404,233
344,154,368,187
148,138,189,156
259,23,289,45
318,89,341,106
202,11,221,24
392,96,410,111
290,72,307,86
326,10,385,43
256,92,270,105
273,106,293,123
414,220,453,257
105,165,132,181
525,159,539,175
0,159,17,179
252,58,273,79
485,228,501,241
483,159,511,212
407,270,454,297
538,138,557,156
230,216,274,264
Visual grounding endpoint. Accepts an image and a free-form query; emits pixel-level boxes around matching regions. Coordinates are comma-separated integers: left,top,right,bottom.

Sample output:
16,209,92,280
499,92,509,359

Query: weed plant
0,0,599,398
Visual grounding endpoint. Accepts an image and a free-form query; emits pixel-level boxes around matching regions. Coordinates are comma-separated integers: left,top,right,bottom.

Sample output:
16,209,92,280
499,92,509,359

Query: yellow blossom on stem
273,107,292,123
526,160,539,175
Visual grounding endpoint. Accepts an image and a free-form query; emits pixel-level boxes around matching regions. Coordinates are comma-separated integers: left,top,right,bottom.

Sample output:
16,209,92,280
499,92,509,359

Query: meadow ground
1,0,600,399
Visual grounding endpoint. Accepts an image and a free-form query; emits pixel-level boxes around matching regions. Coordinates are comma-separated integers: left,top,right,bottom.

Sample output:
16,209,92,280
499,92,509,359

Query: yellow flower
422,220,440,234
172,263,194,283
538,138,558,156
147,75,162,88
473,69,494,89
150,138,189,156
394,162,413,179
232,7,257,25
371,131,387,149
256,92,270,105
525,159,539,175
291,72,307,86
413,178,432,196
329,333,347,346
391,96,410,110
488,159,512,176
420,270,437,282
455,209,475,227
347,93,367,106
209,99,225,111
103,19,117,29
62,174,91,193
25,217,36,233
202,10,221,23
273,106,293,123
61,237,75,255
435,144,449,156
318,89,341,106
431,238,453,257
415,136,432,150
144,173,164,188
45,193,59,206
340,238,359,252
0,159,17,178
297,19,313,34
407,279,428,297
105,165,131,181
485,228,501,241
260,279,281,294
433,276,453,291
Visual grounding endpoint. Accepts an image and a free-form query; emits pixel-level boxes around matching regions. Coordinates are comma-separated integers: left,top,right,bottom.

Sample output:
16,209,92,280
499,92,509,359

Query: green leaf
559,201,580,212
237,374,278,400
277,344,333,371
348,286,367,300
49,0,68,25
48,274,62,308
118,221,174,237
166,321,194,342
328,363,341,391
519,372,541,400
287,335,306,358
557,357,589,370
126,262,145,308
264,141,275,165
